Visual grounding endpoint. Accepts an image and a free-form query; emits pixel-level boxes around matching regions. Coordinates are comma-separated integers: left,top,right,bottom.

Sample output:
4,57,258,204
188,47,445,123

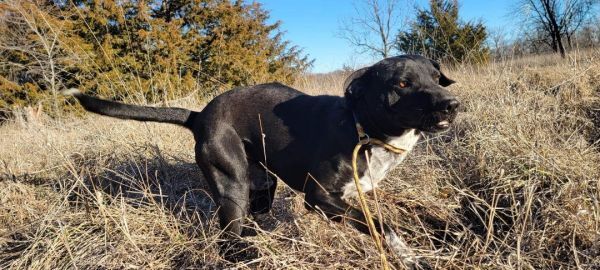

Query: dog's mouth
422,122,451,133
420,112,457,133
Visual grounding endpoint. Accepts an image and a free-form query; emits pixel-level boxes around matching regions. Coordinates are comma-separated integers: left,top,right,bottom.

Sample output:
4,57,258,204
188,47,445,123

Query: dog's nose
439,98,460,113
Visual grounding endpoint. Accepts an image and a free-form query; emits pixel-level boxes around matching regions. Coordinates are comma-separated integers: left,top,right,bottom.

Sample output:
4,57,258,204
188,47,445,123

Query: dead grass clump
293,70,350,96
0,114,232,269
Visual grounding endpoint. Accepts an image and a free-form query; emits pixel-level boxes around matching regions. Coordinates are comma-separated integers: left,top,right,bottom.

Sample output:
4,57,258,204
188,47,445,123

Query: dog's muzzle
424,98,460,131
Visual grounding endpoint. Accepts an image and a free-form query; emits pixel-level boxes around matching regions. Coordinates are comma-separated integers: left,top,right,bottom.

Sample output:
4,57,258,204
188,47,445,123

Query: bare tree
516,0,598,57
560,0,598,48
489,28,508,61
0,1,69,116
338,0,409,59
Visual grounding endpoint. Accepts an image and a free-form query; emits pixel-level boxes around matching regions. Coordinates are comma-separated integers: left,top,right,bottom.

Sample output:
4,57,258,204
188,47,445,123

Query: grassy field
1,51,599,269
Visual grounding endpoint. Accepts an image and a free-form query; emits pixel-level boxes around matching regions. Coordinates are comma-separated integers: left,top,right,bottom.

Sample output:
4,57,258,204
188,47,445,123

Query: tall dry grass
1,50,599,269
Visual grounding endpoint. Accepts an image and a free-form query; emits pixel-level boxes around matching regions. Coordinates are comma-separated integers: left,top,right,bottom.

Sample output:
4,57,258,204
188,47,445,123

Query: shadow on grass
0,142,296,269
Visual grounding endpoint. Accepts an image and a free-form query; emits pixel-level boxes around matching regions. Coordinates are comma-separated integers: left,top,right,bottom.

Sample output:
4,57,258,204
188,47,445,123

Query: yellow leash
352,119,406,270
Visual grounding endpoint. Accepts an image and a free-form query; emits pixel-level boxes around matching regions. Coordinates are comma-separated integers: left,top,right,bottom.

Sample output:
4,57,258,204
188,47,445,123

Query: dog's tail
62,88,198,129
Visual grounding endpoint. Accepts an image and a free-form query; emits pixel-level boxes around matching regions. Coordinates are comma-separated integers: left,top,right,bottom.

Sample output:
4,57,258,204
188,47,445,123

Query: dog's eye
398,81,409,88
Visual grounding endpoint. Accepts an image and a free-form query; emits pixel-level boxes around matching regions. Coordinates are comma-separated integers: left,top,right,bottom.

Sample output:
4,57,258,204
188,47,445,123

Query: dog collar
352,112,407,154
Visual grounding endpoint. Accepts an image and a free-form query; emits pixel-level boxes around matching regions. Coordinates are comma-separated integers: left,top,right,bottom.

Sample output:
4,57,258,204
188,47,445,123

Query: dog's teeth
436,120,450,128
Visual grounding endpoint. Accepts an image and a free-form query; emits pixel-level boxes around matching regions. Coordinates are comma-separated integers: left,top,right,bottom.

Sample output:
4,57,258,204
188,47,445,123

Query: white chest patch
341,129,420,200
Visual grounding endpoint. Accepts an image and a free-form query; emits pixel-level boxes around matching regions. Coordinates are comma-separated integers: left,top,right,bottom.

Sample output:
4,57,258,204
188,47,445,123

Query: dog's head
344,55,459,135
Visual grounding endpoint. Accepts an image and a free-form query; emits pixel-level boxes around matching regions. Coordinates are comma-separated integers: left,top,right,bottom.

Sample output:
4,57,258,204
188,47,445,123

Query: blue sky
259,0,520,73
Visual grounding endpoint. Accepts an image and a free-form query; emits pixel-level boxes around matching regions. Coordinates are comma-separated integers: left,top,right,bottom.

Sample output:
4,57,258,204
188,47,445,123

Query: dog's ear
429,59,455,87
343,67,369,102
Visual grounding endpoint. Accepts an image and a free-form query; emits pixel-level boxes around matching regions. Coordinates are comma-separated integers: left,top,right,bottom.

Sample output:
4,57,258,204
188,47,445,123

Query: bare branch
338,0,410,59
515,0,598,56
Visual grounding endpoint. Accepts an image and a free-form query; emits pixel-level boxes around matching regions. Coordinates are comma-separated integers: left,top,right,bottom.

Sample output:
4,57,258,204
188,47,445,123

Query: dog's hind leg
194,126,256,261
248,162,277,215
249,181,277,215
196,145,249,234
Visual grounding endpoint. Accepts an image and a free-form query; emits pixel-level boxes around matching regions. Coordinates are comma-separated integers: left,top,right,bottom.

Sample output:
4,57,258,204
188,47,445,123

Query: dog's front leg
304,189,425,269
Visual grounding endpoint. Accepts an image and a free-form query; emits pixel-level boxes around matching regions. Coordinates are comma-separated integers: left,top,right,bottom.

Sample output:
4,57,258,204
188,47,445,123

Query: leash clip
353,112,371,145
358,133,370,145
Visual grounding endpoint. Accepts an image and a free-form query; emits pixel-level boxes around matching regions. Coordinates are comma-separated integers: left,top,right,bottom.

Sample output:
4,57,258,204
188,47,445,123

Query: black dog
64,55,459,268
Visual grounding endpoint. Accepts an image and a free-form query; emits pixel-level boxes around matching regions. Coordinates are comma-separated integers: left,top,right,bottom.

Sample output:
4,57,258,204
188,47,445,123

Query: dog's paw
219,239,259,263
61,88,81,96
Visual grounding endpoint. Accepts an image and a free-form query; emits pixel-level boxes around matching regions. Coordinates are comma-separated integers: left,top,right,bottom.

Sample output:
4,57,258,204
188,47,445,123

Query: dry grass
1,50,600,269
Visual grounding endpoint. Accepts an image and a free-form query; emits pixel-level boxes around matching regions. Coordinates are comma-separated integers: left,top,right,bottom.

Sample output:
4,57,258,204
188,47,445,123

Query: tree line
0,0,312,116
340,0,599,64
1,0,598,117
